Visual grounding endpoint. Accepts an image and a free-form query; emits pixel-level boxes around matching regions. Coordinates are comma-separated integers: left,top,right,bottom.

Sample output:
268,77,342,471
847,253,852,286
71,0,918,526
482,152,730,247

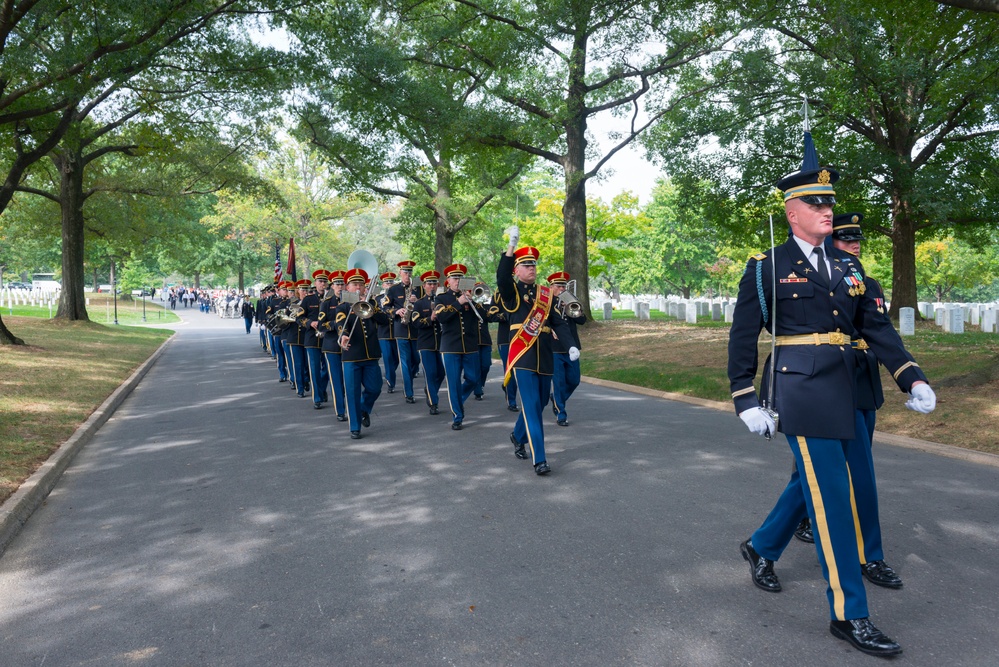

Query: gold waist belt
775,332,851,346
510,323,551,334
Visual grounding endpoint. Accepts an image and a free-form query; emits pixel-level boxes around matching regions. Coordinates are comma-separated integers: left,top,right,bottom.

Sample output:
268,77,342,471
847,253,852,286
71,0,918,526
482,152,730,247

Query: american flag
273,241,282,283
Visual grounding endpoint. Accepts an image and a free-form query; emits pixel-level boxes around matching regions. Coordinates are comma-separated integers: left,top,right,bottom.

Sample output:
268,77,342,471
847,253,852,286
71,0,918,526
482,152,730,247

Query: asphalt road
1,308,997,667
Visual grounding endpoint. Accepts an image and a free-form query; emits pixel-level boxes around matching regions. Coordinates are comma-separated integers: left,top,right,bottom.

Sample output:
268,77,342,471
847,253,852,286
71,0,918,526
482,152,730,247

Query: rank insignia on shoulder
752,252,767,261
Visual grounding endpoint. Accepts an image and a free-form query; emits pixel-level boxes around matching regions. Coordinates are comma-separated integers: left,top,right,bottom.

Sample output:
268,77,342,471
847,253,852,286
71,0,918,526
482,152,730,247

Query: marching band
256,227,584,474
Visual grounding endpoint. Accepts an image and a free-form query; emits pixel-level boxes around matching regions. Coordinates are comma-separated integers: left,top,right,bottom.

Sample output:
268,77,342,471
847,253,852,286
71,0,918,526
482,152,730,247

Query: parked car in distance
97,284,114,293
4,281,29,289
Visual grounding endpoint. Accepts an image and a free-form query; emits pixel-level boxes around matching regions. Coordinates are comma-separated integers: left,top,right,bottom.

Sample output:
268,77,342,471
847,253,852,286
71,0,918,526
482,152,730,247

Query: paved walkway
1,309,997,666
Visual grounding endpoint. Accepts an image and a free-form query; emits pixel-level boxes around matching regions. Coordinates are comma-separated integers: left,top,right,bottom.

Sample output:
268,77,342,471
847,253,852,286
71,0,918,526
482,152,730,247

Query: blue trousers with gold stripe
289,343,307,395
420,350,444,407
474,346,492,397
551,352,580,421
307,347,328,406
752,412,874,621
343,359,381,432
442,352,479,424
272,336,287,380
323,352,346,418
512,368,552,466
379,339,399,390
498,344,518,408
397,338,417,398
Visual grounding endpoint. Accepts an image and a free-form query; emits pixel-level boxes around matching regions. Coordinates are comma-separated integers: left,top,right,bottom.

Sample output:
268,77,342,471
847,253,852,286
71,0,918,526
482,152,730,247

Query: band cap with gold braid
444,263,467,277
547,271,569,285
295,279,311,289
397,260,416,273
328,270,346,284
831,213,866,241
312,269,330,282
344,268,368,284
379,271,397,282
420,270,441,282
514,247,539,267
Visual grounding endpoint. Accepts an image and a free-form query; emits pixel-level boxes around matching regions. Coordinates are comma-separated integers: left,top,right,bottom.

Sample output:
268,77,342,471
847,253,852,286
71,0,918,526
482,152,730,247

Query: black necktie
814,246,830,285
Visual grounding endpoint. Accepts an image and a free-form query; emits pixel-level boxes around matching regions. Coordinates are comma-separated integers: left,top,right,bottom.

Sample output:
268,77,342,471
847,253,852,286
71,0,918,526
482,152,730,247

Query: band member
318,270,347,421
412,271,445,415
255,286,271,352
548,271,586,426
434,263,485,430
288,279,312,398
494,288,519,412
729,161,935,657
377,271,400,393
336,268,389,439
496,230,577,475
386,260,422,404
474,282,496,400
266,282,291,383
302,270,331,409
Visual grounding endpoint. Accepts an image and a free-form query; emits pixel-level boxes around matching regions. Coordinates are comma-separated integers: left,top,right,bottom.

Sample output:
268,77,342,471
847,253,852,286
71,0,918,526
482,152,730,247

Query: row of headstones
597,300,735,323
918,302,999,334
1,288,58,308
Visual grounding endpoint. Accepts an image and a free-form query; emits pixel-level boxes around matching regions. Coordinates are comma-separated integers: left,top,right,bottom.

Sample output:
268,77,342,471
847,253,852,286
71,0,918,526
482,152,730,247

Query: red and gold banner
504,284,553,386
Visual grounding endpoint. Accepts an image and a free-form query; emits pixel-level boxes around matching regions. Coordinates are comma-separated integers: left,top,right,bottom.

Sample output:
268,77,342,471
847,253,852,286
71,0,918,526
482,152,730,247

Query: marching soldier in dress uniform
377,272,400,393
302,270,330,409
317,270,347,421
474,282,496,401
386,260,422,404
336,268,389,439
728,162,936,657
493,287,519,412
266,282,291,383
434,263,485,430
548,271,585,427
288,279,312,398
496,229,578,475
412,271,445,415
793,214,903,589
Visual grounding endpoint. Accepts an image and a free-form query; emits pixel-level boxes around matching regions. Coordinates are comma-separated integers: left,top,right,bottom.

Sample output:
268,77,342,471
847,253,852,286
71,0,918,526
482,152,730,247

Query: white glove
504,225,520,247
905,383,936,414
739,407,775,438
568,346,580,361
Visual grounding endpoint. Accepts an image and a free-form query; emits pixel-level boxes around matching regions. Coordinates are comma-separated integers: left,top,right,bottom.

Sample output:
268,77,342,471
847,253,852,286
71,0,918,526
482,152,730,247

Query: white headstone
725,303,736,323
686,304,698,324
935,306,946,326
899,307,915,336
971,305,981,326
947,306,964,334
602,302,613,320
637,302,650,320
675,303,686,321
711,303,722,321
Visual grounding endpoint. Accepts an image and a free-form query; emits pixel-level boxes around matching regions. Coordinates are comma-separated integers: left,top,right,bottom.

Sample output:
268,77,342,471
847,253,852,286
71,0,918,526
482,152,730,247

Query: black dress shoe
386,386,395,394
740,540,781,592
313,403,323,410
534,461,551,475
303,384,310,393
429,405,439,415
557,419,568,426
551,401,558,417
474,394,483,401
862,560,903,589
507,404,520,412
290,383,296,391
279,378,287,383
511,433,528,459
829,618,902,657
361,412,370,428
794,518,814,544
405,396,416,404
350,431,362,439
336,414,347,422
451,422,462,430
297,392,305,398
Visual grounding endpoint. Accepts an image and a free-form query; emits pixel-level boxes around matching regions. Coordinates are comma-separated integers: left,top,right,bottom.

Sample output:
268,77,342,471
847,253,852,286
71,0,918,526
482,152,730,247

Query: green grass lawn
2,295,180,325
0,317,173,504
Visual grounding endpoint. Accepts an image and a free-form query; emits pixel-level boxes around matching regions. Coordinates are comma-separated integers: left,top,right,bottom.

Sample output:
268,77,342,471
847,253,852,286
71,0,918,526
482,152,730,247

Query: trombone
557,279,583,318
342,249,379,347
456,277,485,324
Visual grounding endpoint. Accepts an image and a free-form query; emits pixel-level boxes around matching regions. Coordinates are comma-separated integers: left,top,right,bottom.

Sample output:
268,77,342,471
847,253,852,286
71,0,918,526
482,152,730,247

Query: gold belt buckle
828,332,847,345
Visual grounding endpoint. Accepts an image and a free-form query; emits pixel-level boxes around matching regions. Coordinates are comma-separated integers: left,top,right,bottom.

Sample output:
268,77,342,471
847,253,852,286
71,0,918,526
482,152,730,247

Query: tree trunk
561,31,592,319
888,192,919,320
434,207,455,274
54,148,90,321
0,312,26,345
194,271,201,290
238,265,245,293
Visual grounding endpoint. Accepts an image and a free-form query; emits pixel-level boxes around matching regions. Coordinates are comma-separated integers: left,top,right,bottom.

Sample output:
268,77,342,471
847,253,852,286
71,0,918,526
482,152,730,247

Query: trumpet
455,277,485,324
